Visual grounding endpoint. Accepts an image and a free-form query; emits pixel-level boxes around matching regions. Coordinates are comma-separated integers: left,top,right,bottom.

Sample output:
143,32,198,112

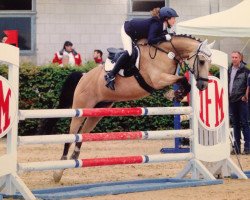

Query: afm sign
198,76,225,131
0,76,17,138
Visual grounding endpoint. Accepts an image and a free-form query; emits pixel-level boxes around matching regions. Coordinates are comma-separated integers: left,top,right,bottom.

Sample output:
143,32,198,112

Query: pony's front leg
153,73,184,88
152,73,190,102
173,77,191,101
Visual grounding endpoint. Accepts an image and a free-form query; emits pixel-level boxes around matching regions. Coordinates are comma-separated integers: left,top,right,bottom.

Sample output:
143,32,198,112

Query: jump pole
18,153,194,172
19,106,193,119
19,129,193,145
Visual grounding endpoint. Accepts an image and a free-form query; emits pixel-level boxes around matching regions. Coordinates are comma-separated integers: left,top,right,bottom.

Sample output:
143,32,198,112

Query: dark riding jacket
228,62,249,103
124,17,168,45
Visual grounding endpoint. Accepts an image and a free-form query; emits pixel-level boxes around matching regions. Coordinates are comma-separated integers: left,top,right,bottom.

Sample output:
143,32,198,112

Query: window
0,0,35,55
129,0,167,19
0,18,32,50
132,1,165,12
0,0,32,10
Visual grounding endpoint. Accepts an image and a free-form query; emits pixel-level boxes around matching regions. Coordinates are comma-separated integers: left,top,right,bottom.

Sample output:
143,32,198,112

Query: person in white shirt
52,41,82,66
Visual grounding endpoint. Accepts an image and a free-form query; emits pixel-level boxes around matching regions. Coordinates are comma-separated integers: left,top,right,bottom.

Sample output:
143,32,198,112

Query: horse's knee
177,77,188,86
177,77,191,94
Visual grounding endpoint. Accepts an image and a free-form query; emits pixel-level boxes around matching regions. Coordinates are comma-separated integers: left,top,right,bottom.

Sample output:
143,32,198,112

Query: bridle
150,40,211,82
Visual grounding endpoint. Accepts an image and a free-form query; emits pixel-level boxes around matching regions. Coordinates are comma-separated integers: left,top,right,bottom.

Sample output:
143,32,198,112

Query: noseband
150,40,210,82
185,43,210,82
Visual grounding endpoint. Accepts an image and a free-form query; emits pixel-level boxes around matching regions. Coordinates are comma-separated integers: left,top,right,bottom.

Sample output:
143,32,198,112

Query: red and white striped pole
18,129,193,145
19,153,193,172
19,107,192,120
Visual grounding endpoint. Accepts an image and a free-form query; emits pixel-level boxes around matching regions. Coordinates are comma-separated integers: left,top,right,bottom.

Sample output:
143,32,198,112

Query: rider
104,7,179,90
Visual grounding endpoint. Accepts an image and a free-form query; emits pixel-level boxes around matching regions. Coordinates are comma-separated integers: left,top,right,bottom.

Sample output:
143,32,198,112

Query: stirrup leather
105,74,115,83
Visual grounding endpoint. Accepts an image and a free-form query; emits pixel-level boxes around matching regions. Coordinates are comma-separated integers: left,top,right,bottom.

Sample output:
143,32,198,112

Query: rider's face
167,17,176,27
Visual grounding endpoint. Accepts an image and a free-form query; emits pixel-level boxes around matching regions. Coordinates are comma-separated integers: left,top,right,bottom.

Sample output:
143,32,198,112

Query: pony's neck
159,37,200,59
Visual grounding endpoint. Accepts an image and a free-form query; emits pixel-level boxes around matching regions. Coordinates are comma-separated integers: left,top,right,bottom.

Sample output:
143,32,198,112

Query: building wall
36,0,128,65
35,0,244,65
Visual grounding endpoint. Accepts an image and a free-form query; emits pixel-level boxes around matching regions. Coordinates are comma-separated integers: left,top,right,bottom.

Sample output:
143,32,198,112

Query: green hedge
0,62,183,136
0,62,220,136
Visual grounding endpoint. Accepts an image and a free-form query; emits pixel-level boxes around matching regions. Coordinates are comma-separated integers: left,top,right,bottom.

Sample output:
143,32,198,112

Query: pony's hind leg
70,102,114,160
53,117,86,183
61,119,84,159
53,102,113,182
70,116,103,160
61,98,102,160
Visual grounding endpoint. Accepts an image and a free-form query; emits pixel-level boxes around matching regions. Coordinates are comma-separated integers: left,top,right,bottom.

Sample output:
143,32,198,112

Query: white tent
176,0,250,38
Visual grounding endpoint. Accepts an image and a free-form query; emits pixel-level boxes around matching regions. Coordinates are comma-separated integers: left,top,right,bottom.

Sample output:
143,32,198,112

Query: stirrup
105,79,115,90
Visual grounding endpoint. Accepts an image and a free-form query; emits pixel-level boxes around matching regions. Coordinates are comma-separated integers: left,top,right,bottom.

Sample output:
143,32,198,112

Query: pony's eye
199,60,205,65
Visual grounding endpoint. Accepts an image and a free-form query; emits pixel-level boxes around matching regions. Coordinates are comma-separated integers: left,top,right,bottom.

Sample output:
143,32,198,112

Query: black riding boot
105,51,129,90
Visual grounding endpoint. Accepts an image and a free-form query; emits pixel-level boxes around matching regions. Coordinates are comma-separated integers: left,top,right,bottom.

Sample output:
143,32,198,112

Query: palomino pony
53,35,214,182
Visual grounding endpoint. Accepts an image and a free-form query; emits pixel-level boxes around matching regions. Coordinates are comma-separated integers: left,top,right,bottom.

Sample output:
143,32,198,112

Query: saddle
104,44,155,93
104,46,139,77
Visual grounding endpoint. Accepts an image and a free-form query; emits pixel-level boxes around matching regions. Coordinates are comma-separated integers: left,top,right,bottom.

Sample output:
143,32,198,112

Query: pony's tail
37,71,83,135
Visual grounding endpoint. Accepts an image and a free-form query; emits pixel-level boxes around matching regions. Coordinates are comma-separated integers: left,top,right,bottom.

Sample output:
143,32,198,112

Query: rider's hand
242,95,248,102
165,34,171,41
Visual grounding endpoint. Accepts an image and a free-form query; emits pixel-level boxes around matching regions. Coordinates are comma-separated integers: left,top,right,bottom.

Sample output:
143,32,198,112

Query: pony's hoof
61,155,67,160
174,89,187,102
53,170,64,183
53,155,67,182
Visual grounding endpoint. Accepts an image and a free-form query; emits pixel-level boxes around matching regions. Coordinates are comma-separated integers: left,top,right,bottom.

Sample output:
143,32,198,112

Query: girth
130,67,155,94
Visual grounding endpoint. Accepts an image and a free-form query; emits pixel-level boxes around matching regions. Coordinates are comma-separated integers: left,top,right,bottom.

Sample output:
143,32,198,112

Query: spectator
228,51,250,155
0,31,8,43
52,41,82,66
93,49,103,64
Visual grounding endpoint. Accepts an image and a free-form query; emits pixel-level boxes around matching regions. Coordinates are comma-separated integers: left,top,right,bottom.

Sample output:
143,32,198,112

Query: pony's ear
207,40,216,49
200,39,213,57
202,39,208,45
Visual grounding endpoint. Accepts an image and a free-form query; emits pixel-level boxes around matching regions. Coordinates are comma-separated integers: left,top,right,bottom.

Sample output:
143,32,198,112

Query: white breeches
121,24,133,56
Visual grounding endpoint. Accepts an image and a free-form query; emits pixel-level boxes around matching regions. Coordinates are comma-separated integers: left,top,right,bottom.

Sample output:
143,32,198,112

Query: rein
149,45,180,63
186,45,210,82
150,40,210,82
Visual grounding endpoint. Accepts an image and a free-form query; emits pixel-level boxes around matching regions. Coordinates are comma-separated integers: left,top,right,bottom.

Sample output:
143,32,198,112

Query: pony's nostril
197,82,207,91
201,84,207,91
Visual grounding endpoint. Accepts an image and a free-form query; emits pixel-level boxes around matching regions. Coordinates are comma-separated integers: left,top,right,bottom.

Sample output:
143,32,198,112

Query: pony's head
187,39,214,91
150,35,214,91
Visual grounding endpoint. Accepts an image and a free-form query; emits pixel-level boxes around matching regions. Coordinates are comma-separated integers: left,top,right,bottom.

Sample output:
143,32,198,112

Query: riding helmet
159,7,179,19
